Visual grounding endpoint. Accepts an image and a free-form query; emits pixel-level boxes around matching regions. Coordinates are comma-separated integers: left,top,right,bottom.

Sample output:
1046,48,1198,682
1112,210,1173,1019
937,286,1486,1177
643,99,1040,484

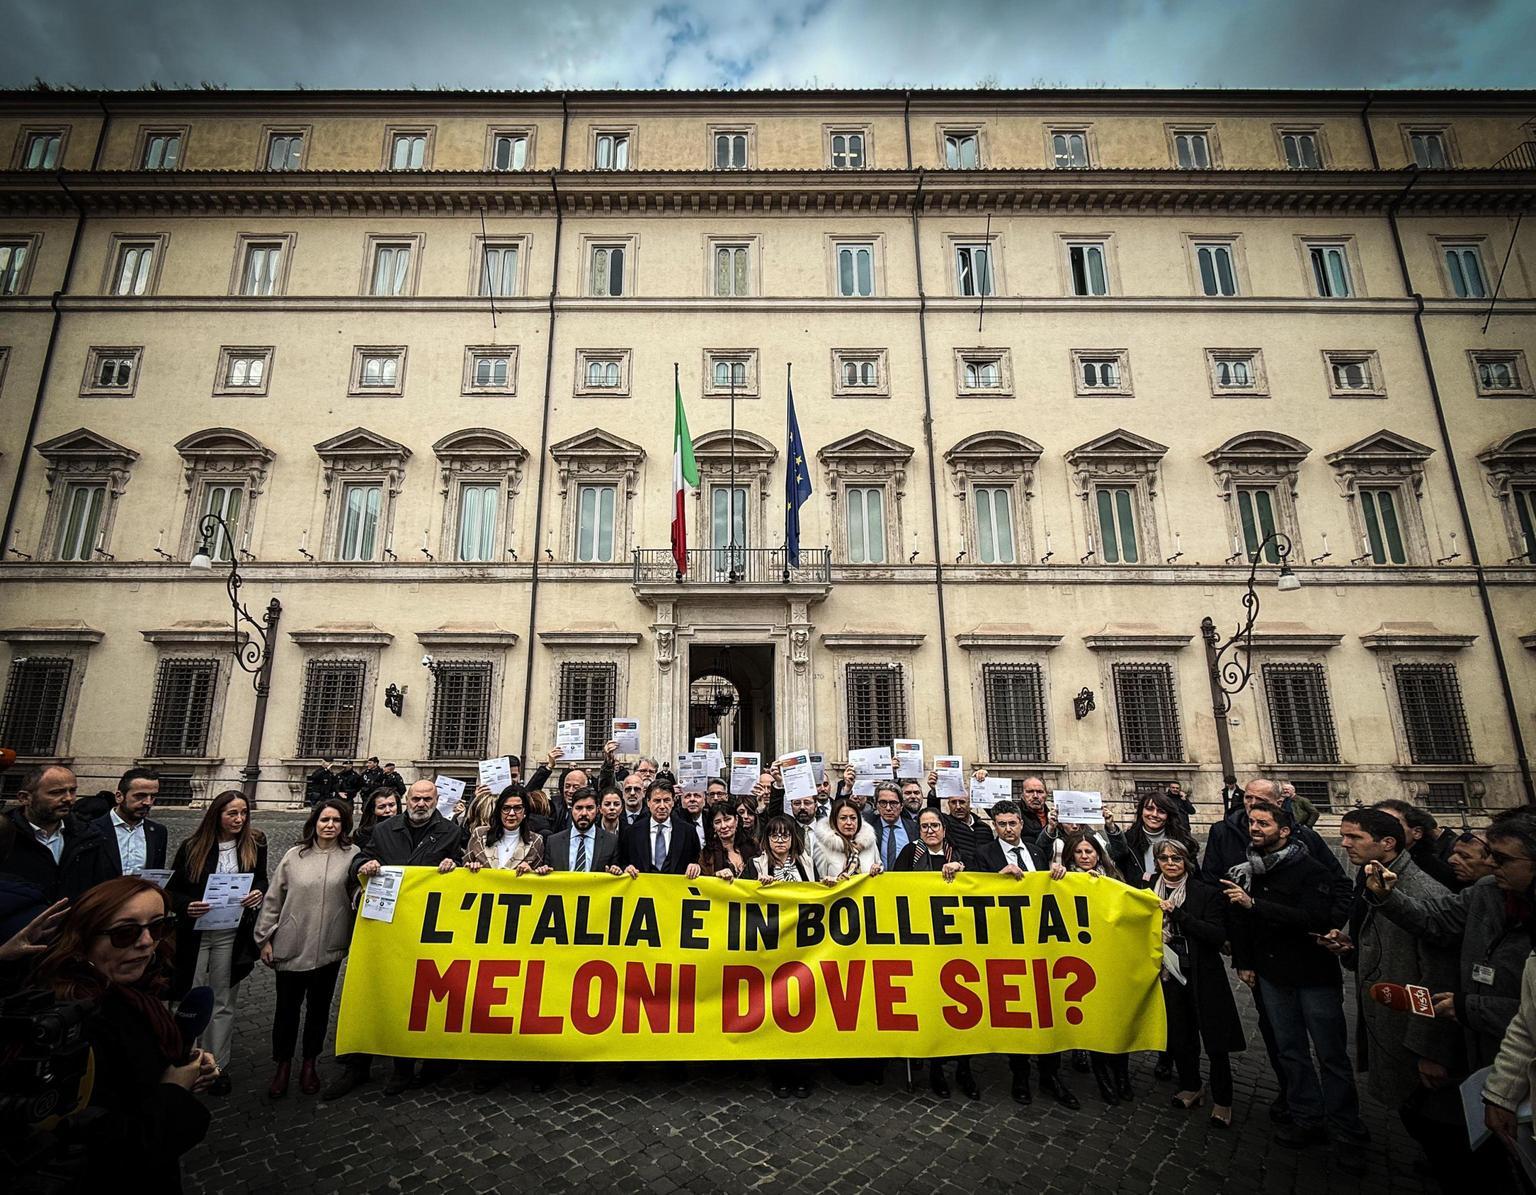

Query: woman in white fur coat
813,798,882,882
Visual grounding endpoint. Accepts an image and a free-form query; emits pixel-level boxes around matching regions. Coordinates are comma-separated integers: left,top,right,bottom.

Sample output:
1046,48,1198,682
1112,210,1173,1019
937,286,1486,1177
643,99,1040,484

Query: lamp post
190,513,281,807
1201,530,1301,794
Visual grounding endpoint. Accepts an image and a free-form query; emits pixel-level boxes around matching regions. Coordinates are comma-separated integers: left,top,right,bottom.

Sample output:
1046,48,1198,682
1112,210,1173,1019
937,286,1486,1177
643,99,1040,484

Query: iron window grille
295,659,365,759
1133,778,1174,795
144,657,219,757
983,663,1049,763
154,773,196,807
1290,779,1333,812
0,656,72,756
1112,662,1183,763
1262,663,1340,764
846,664,907,751
1425,782,1468,813
1394,663,1475,764
557,663,617,752
428,661,493,760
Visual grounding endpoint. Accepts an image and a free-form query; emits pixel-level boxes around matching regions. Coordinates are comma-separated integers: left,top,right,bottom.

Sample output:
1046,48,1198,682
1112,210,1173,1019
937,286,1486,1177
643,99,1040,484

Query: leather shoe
793,1082,811,1099
1011,1076,1033,1105
321,1065,368,1101
930,1068,951,1099
299,1059,320,1095
773,1081,791,1098
383,1066,413,1097
956,1063,980,1101
1114,1072,1135,1102
1042,1077,1081,1110
266,1061,291,1100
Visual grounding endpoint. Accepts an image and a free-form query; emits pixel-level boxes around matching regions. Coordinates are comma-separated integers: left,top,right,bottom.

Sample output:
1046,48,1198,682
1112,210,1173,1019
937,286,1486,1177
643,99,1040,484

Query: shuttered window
846,664,907,751
1262,663,1339,764
1112,662,1183,763
428,661,493,760
296,659,365,759
144,657,219,757
983,663,1048,763
0,657,72,755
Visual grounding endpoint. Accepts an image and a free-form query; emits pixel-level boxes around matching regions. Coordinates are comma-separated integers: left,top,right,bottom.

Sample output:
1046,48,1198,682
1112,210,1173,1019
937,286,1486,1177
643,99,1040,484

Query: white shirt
495,832,524,870
650,818,670,863
215,840,240,874
29,820,62,864
568,828,593,872
998,838,1037,871
111,809,146,875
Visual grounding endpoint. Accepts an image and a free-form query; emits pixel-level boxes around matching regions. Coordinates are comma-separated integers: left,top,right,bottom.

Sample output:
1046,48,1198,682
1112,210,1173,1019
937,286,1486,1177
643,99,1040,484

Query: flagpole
728,361,739,582
783,362,792,582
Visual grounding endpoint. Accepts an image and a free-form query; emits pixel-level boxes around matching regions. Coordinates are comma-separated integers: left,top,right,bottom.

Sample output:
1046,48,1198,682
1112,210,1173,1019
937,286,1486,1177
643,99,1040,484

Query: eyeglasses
769,830,792,839
501,804,525,816
876,799,900,807
97,914,176,949
1490,848,1532,867
1457,832,1488,847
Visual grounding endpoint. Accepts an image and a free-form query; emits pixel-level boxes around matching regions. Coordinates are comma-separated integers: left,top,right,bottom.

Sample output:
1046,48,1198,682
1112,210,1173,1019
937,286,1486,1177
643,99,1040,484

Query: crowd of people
1,747,1534,1192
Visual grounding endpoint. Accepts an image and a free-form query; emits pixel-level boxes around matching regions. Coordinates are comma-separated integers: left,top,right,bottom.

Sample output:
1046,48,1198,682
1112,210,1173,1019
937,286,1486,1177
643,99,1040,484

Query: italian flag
671,373,699,576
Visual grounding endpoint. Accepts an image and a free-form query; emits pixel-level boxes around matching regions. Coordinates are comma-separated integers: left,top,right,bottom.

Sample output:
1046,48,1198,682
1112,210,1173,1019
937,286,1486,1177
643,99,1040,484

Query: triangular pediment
175,427,274,460
946,430,1044,462
549,427,645,461
692,428,778,462
818,428,914,462
313,426,410,459
1204,430,1311,464
432,427,528,459
1065,428,1168,462
1326,429,1434,466
34,427,138,462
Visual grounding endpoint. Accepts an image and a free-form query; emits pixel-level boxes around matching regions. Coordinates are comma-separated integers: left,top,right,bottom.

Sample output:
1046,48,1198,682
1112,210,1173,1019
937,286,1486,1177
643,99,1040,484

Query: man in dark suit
941,787,994,868
624,779,701,877
93,765,169,876
0,764,115,939
542,789,621,874
865,782,918,873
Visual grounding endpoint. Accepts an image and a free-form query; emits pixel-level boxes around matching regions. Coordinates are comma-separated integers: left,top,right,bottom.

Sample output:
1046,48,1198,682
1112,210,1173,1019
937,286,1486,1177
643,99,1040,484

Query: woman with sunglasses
35,876,216,1191
167,789,268,1095
464,786,545,874
254,799,360,1099
354,788,397,853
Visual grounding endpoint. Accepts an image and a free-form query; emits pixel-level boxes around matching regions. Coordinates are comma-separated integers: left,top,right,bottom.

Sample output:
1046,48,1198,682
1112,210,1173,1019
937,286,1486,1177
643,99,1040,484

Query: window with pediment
1066,429,1168,565
819,430,913,566
174,428,275,562
432,428,527,564
945,431,1043,565
551,429,644,564
1204,431,1309,563
1478,429,1536,562
1326,430,1434,566
313,428,410,564
33,428,139,562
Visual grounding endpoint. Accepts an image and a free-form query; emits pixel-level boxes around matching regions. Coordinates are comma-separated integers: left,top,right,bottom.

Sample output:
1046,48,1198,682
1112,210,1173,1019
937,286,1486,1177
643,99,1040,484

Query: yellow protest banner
336,869,1165,1062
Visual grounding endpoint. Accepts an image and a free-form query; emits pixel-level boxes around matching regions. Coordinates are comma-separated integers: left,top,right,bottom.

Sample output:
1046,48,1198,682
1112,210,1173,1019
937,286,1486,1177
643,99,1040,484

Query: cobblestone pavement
160,810,1440,1195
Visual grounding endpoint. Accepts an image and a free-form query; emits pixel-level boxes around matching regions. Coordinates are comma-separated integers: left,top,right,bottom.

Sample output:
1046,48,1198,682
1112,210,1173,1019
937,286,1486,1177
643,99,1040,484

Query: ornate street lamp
1200,530,1300,794
190,512,282,806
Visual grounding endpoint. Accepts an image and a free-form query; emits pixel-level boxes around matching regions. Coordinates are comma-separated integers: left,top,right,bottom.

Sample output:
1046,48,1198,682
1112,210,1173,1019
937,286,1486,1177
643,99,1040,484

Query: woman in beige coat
253,799,360,1099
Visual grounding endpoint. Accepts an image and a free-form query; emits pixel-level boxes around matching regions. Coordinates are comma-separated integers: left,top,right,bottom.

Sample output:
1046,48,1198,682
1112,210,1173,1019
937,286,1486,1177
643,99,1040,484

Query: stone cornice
141,621,247,648
956,627,1064,651
819,631,926,650
0,620,104,644
414,625,519,649
1083,625,1193,651
1360,623,1477,651
287,623,394,648
536,628,642,648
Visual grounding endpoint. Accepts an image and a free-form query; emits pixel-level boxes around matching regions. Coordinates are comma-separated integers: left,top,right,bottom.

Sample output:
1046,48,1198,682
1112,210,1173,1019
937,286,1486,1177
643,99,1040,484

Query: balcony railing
1493,142,1536,171
633,547,831,584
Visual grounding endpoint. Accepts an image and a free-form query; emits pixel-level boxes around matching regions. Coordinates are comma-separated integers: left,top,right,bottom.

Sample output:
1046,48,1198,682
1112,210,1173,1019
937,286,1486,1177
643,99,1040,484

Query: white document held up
1054,790,1105,825
676,752,710,793
361,866,406,924
557,719,587,758
730,752,763,797
970,777,1011,808
611,718,641,755
778,751,817,802
196,872,254,932
934,756,965,799
694,735,724,776
849,746,892,796
138,868,173,889
893,739,925,780
809,752,827,784
477,757,513,796
434,774,466,819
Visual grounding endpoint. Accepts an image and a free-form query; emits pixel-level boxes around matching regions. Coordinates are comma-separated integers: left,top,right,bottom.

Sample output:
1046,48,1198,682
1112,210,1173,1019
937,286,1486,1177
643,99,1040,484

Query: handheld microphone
175,986,215,1062
1367,982,1435,1018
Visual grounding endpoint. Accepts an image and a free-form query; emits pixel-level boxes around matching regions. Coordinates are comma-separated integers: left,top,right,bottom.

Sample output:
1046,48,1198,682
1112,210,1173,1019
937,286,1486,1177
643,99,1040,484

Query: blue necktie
575,832,588,872
653,822,667,869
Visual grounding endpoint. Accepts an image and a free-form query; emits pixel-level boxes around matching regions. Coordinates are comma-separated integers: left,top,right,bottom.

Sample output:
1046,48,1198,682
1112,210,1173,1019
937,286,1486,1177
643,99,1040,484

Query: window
1359,486,1407,564
829,130,865,169
983,663,1048,762
846,664,907,750
389,132,428,170
594,132,630,170
587,359,619,387
144,658,218,757
845,487,886,564
295,659,365,759
1194,242,1238,296
265,129,305,171
713,131,749,169
1050,129,1090,169
1072,350,1132,396
81,347,142,396
54,484,105,561
1094,486,1140,564
713,243,751,297
454,485,501,562
350,347,406,396
1513,487,1536,561
199,483,244,562
1236,486,1281,562
1409,130,1450,169
955,243,995,297
973,487,1015,563
20,130,63,170
1443,243,1488,299
0,657,72,755
140,130,183,170
574,349,630,397
337,483,382,561
1262,663,1339,764
1471,352,1530,396
1113,663,1182,762
1307,242,1354,297
590,244,626,296
835,242,876,297
1067,242,1109,296
478,242,520,297
368,241,415,296
110,241,158,296
711,484,749,575
575,484,616,562
462,346,517,396
704,350,756,397
1325,350,1385,398
832,350,887,397
428,662,493,759
956,349,1013,396
1207,350,1267,397
491,131,529,171
558,662,617,738
1281,130,1322,169
1172,130,1212,169
943,131,980,169
238,241,285,296
1424,782,1467,814
215,347,273,396
1394,663,1474,764
0,238,36,295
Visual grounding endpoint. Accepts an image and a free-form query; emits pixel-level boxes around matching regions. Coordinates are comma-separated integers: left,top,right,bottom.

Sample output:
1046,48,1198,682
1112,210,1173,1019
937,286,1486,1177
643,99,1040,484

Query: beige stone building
0,86,1531,820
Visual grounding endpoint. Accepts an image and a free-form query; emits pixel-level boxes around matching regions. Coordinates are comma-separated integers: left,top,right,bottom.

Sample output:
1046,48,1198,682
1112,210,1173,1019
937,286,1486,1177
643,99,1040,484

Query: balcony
631,547,832,605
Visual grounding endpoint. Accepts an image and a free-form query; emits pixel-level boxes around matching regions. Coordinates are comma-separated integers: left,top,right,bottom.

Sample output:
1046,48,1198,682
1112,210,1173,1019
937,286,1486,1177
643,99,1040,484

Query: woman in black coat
1152,839,1246,1127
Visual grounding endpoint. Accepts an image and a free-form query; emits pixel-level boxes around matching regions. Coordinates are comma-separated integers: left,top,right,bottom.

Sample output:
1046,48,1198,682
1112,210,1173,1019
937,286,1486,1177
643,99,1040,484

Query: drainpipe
1363,110,1535,803
517,93,569,763
1,98,111,553
903,90,957,751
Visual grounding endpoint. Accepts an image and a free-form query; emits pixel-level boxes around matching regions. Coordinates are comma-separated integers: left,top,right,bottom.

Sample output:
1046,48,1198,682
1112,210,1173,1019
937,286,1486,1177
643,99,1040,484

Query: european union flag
785,373,813,568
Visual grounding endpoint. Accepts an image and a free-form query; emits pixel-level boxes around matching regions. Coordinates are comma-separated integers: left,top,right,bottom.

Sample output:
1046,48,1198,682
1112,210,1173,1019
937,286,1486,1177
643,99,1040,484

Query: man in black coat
1203,778,1341,881
0,763,115,937
541,789,621,873
865,782,919,873
1225,800,1364,1173
1017,776,1051,839
939,787,994,868
305,758,341,806
623,780,701,876
93,765,169,876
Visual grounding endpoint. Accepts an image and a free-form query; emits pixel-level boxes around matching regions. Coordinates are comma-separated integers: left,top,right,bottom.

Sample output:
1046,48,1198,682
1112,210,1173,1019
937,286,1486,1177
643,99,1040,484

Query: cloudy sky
3,0,1533,91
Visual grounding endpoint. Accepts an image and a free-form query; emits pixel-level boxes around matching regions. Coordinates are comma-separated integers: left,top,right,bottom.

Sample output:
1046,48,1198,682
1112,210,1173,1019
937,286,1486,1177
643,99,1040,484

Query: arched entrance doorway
687,645,775,758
